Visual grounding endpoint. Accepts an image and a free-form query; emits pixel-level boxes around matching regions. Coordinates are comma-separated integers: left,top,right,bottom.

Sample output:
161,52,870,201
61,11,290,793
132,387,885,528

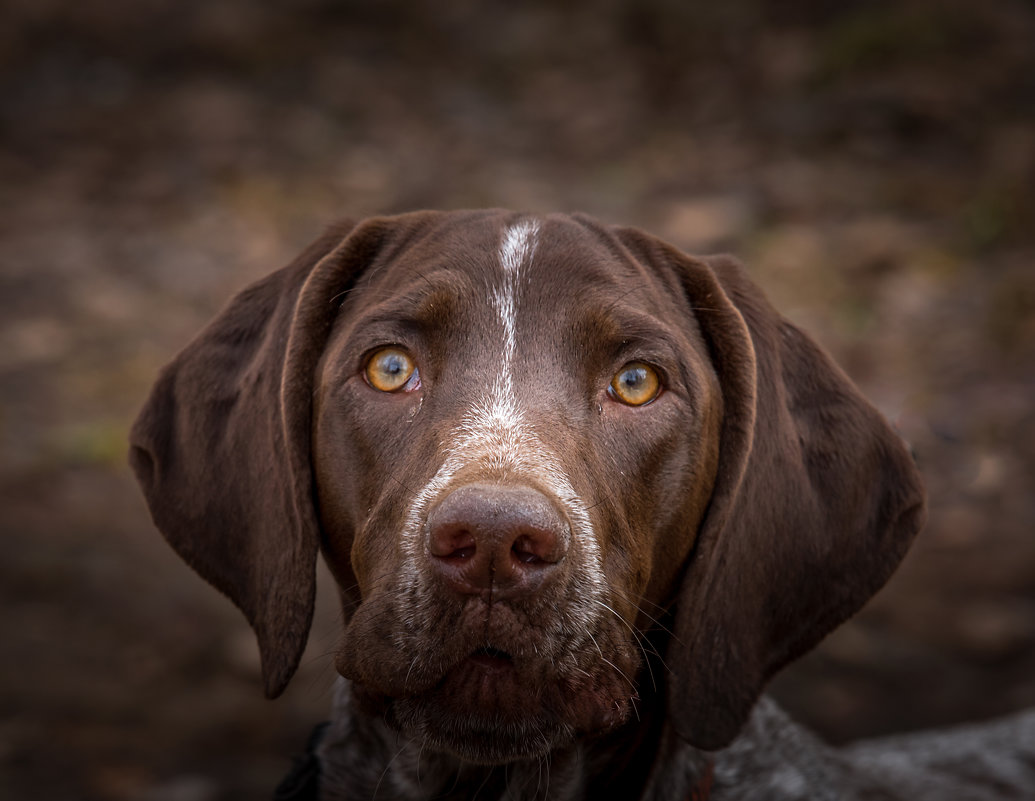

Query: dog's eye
609,362,661,406
365,347,420,393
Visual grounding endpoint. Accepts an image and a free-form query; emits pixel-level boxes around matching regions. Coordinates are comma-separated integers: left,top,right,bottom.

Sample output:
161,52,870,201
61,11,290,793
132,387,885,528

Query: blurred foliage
816,4,989,78
50,420,129,469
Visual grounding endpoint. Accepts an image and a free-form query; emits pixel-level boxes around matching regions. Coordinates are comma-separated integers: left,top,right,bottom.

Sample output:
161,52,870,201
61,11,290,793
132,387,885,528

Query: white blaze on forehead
483,218,537,455
468,218,539,442
492,219,539,398
399,218,604,600
499,218,539,276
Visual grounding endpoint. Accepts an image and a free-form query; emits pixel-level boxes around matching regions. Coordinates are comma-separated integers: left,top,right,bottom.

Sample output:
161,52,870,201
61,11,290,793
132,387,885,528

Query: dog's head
130,210,925,761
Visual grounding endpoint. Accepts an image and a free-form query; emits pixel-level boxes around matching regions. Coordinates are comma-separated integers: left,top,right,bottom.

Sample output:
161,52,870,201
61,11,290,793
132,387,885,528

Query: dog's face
130,210,925,760
311,216,722,760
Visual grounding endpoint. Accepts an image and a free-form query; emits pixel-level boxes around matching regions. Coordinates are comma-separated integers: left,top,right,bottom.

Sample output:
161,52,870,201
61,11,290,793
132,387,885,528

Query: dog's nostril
512,537,543,564
429,525,477,561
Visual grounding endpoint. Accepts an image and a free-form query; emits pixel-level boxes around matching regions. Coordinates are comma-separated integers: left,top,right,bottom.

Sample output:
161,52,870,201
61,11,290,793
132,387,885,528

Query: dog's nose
427,483,569,599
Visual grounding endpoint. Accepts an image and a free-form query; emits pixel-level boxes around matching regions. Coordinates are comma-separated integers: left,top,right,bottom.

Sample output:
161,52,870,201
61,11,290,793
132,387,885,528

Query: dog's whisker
590,597,663,692
403,653,421,690
371,737,413,801
606,585,677,632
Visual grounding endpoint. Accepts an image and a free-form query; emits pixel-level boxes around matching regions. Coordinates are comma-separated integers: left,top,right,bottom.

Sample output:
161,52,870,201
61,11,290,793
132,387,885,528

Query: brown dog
131,211,946,799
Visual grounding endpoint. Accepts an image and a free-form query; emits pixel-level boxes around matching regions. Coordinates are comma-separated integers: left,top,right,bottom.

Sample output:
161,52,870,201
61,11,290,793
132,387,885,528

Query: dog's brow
584,304,677,346
350,271,469,328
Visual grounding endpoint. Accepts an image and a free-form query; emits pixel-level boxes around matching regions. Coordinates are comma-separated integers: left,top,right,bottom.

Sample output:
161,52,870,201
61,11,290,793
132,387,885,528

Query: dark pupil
382,354,404,376
622,367,646,390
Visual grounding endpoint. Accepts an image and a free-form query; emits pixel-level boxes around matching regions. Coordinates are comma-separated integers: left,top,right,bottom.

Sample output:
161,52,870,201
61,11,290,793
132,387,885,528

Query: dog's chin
390,697,571,764
357,652,632,765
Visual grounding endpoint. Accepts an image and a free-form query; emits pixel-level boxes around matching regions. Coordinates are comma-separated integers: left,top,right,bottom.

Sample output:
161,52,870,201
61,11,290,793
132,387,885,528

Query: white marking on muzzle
400,219,604,604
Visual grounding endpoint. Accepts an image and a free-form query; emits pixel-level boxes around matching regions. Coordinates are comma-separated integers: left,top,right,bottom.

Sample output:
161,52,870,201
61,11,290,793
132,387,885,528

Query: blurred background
1,0,1033,798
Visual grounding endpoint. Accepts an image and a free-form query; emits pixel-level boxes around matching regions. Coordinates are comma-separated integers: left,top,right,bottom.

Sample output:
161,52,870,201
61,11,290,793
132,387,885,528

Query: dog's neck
315,679,584,800
315,678,713,801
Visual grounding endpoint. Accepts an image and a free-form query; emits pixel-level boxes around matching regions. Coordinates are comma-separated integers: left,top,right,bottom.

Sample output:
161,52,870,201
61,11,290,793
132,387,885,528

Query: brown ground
2,1,1034,799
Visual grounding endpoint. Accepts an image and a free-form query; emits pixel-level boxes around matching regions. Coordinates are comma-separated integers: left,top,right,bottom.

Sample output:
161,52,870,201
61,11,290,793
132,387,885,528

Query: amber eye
609,362,661,406
364,347,419,392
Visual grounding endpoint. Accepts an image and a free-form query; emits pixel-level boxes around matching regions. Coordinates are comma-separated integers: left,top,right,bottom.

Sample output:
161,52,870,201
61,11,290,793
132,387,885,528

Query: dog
130,210,1035,800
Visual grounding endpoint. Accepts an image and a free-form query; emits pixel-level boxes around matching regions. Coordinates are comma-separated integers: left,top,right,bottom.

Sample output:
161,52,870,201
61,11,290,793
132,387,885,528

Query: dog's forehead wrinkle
346,267,476,326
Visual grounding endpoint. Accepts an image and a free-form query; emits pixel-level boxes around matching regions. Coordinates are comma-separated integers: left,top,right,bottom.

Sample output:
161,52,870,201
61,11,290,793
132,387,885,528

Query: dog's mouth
466,646,515,672
384,648,569,763
441,647,526,716
340,593,641,762
380,641,636,764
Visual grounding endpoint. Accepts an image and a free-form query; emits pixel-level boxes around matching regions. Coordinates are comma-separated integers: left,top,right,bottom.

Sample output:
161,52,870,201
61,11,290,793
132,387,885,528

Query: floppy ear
618,232,926,749
129,215,425,697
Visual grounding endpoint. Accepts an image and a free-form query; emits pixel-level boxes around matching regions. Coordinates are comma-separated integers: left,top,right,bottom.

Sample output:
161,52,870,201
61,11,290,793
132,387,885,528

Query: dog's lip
409,646,634,736
434,648,532,720
466,646,516,673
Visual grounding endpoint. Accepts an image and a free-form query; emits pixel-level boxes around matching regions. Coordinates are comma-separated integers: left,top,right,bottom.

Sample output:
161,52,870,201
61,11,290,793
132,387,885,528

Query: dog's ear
129,214,436,698
617,231,926,749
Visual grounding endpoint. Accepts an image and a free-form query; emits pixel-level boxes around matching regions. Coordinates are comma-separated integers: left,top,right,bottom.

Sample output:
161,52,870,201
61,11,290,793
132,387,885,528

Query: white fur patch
499,219,539,277
490,219,538,429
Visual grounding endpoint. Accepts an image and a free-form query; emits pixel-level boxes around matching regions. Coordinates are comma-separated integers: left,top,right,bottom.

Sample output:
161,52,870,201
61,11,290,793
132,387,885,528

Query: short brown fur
130,210,926,787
